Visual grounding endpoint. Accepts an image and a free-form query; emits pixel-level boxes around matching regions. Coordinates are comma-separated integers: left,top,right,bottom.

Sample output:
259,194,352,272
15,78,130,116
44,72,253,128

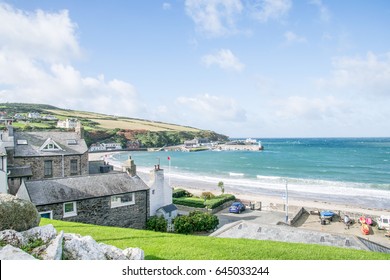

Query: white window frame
110,193,135,208
39,210,53,219
63,201,77,218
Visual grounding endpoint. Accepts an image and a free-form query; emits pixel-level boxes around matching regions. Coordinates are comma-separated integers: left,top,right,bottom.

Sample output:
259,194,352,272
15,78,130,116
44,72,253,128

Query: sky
1,0,390,138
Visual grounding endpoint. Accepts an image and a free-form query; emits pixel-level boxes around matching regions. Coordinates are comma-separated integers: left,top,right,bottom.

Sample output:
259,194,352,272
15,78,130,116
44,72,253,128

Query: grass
40,219,390,260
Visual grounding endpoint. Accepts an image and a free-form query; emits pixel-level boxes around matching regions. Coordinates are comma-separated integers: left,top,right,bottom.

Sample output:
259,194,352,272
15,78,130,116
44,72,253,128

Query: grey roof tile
24,172,149,205
14,131,88,157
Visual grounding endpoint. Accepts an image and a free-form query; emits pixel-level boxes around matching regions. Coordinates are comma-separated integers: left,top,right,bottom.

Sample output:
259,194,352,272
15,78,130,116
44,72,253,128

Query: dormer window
39,138,63,151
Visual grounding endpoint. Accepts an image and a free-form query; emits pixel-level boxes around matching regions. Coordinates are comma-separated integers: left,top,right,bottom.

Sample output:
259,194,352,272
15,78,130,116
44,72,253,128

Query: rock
23,224,57,243
123,247,145,260
0,230,27,247
41,231,63,260
0,244,37,260
63,233,105,260
0,194,40,232
99,243,128,260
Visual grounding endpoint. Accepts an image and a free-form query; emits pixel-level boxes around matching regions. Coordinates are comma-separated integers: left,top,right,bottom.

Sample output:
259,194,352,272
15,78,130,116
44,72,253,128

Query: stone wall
13,152,88,179
37,190,149,229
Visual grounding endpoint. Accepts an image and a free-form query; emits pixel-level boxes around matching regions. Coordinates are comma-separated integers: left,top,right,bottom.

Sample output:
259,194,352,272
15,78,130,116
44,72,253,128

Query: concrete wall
36,190,150,229
14,152,88,179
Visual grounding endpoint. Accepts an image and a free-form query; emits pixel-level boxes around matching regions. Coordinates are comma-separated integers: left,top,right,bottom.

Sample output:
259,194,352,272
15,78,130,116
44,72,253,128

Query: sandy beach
89,151,390,218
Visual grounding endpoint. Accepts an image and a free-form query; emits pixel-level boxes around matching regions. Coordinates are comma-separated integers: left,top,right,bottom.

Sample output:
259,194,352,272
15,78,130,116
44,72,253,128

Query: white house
28,112,41,119
148,164,177,221
57,118,79,129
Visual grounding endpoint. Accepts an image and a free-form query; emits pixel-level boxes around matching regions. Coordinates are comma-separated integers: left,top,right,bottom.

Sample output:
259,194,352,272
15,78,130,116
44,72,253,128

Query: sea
111,138,390,210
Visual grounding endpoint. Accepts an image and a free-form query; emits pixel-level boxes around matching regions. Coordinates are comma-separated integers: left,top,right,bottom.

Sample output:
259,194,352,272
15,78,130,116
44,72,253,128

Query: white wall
148,167,172,216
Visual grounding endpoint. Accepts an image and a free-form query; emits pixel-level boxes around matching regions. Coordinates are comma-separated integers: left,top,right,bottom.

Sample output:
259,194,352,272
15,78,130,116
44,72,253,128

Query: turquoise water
112,138,390,209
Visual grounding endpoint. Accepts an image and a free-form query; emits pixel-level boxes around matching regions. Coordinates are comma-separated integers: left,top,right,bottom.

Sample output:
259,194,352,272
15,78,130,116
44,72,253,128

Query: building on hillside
56,118,79,129
17,172,150,229
184,138,209,148
42,115,58,121
28,112,41,119
89,142,122,152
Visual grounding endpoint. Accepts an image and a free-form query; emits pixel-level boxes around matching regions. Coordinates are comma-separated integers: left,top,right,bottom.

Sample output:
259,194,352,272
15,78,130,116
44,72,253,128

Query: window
70,159,78,175
63,202,77,217
39,211,53,219
44,160,53,178
111,193,135,208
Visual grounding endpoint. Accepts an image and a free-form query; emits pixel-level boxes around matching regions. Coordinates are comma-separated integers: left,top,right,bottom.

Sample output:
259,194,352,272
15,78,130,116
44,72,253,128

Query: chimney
75,122,84,139
122,156,137,176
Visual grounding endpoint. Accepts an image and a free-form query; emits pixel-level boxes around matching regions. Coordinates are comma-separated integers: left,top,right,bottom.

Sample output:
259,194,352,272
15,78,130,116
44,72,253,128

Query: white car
376,215,390,230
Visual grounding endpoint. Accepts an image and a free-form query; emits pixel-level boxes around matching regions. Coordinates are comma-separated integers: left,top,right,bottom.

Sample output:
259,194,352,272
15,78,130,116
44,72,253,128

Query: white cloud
202,49,245,71
274,95,344,120
162,3,172,10
317,52,390,96
284,31,307,44
309,0,331,22
250,0,292,22
176,93,247,122
0,3,145,118
185,0,243,37
0,3,80,63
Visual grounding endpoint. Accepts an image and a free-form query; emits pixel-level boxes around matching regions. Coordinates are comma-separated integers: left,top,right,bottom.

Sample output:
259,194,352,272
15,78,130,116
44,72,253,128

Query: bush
189,211,219,232
201,192,215,200
174,211,219,235
172,188,191,198
146,216,167,232
173,215,193,235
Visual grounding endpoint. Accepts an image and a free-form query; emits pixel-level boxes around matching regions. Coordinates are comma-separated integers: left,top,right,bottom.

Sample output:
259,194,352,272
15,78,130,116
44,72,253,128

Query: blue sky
1,0,390,137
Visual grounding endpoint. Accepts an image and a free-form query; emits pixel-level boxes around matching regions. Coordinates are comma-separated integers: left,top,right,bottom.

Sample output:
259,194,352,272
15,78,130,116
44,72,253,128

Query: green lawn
40,219,390,260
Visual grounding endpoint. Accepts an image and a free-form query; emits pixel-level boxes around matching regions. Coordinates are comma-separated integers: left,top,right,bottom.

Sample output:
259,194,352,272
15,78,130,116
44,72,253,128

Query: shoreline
89,151,390,217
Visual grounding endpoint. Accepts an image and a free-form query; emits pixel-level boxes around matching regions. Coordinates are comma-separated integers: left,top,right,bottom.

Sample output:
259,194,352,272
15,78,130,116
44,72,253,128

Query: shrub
174,211,219,235
189,211,219,232
172,188,191,198
201,192,215,200
146,216,168,232
173,215,193,235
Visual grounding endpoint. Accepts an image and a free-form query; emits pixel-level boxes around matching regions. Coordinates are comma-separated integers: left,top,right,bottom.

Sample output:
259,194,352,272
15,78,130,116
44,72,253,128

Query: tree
218,181,224,194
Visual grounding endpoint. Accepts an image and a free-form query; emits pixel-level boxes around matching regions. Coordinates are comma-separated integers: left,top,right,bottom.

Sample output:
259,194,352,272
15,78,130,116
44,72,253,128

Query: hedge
173,194,236,209
204,194,235,209
173,197,205,208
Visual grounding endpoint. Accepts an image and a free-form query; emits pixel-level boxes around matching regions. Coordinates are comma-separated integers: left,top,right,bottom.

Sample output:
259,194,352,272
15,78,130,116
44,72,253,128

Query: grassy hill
0,103,228,147
40,219,390,260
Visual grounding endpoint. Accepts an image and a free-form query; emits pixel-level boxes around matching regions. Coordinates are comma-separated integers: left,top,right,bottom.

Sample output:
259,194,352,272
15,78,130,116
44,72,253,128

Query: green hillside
0,103,228,147
40,219,390,260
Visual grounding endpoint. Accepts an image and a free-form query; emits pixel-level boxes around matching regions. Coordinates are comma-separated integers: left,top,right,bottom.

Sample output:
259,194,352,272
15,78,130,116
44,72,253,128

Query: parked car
229,202,246,214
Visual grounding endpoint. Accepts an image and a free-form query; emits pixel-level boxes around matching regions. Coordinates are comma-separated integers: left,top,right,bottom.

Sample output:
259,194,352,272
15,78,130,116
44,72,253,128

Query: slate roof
24,172,149,205
8,166,33,178
14,131,88,157
158,204,178,213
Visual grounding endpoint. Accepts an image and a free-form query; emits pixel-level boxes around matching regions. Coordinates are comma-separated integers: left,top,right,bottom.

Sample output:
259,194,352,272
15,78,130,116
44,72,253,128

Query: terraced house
1,125,150,229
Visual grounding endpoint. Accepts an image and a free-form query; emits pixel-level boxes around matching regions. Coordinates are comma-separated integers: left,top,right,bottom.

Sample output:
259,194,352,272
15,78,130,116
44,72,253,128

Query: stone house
17,172,150,229
10,128,88,184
